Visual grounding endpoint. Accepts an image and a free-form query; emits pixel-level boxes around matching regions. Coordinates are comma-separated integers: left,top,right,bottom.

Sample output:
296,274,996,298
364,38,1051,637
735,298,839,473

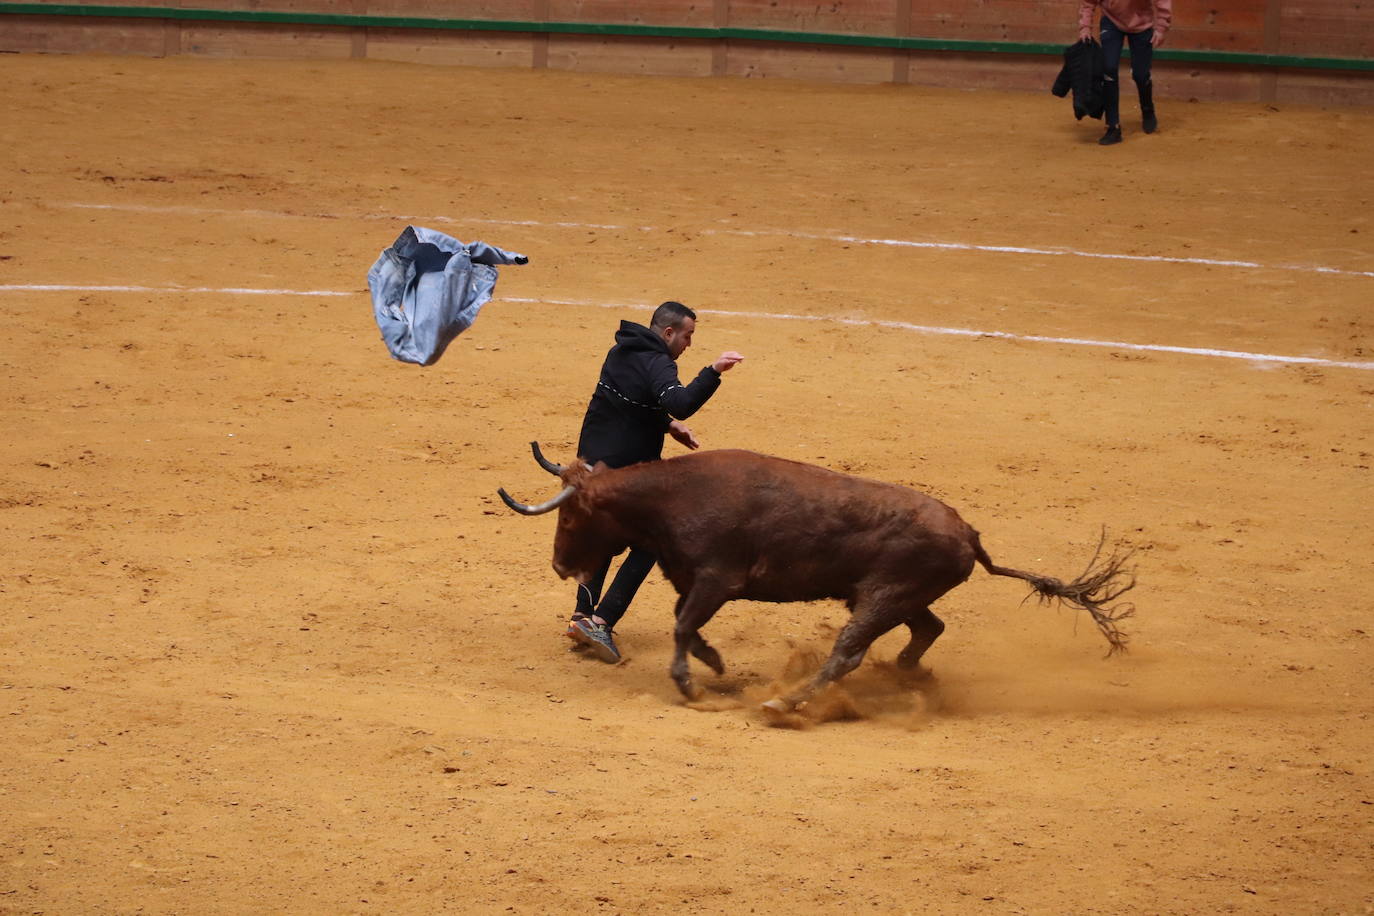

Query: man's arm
1077,0,1099,40
652,358,721,421
1152,0,1172,46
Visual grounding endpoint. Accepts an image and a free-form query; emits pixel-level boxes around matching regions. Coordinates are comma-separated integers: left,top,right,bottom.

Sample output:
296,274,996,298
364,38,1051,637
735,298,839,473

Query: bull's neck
592,463,673,540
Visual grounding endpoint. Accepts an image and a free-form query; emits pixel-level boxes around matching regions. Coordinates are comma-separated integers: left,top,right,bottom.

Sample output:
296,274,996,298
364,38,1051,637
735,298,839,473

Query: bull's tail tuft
972,527,1137,655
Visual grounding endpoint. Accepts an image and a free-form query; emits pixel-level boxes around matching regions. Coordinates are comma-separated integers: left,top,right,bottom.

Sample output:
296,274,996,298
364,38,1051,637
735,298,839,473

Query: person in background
1079,0,1172,145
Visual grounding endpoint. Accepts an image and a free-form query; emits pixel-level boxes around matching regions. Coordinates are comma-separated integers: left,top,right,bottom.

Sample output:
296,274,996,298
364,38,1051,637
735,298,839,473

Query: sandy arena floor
2,53,1372,914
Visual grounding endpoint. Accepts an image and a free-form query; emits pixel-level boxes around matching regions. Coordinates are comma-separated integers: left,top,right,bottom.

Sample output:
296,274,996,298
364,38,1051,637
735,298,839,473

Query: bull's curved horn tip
497,484,577,516
530,441,564,476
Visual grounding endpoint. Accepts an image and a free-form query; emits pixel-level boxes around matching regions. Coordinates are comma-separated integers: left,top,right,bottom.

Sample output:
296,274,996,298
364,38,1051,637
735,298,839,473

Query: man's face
661,317,695,360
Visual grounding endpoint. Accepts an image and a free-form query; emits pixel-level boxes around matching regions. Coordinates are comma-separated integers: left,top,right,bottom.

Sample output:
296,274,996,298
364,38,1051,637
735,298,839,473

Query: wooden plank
1277,30,1374,61
1167,29,1267,53
547,0,714,27
177,20,354,56
0,12,166,52
726,0,897,36
912,0,1082,28
1172,3,1267,30
1274,69,1374,106
1277,0,1374,59
905,50,1050,92
206,0,360,13
906,18,1070,45
906,0,1072,46
1281,0,1374,15
365,25,534,66
724,39,896,83
545,34,714,76
363,0,540,17
1156,62,1264,102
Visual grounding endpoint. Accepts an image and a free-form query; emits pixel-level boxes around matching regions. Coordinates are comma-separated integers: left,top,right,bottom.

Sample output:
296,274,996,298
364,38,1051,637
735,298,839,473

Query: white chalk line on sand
53,201,1374,280
16,281,1357,370
0,283,353,297
506,297,1374,371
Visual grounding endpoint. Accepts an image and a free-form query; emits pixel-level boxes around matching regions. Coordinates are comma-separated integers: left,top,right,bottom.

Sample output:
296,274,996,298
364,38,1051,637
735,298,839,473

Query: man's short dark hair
650,300,696,331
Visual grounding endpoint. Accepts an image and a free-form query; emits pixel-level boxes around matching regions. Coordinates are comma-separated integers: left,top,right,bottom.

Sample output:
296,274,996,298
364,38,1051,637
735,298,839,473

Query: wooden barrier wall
2,0,1372,106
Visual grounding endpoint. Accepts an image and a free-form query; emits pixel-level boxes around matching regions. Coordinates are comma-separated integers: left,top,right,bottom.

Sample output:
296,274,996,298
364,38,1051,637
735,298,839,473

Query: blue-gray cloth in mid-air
367,225,527,366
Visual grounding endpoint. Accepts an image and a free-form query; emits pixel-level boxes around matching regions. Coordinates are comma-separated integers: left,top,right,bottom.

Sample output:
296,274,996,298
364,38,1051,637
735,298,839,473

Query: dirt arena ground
2,52,1372,914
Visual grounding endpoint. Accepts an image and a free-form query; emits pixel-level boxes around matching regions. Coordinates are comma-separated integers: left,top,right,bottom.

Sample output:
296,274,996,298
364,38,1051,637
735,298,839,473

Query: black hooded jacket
1051,38,1106,121
577,321,722,468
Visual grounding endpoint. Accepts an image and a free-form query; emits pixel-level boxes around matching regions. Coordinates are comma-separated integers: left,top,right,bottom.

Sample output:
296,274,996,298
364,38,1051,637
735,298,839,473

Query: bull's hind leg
670,584,728,701
896,607,945,676
763,605,904,713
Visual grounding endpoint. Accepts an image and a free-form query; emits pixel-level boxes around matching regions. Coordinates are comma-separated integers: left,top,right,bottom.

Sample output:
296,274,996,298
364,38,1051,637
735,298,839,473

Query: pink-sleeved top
1079,0,1173,37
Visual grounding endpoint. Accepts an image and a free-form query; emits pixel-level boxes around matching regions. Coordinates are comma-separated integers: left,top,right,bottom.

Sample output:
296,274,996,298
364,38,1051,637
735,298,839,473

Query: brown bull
499,442,1134,713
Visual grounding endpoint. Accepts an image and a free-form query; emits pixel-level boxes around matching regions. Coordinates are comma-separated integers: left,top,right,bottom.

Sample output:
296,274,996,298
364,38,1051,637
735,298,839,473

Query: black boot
1099,77,1122,144
1138,79,1158,133
1103,76,1120,130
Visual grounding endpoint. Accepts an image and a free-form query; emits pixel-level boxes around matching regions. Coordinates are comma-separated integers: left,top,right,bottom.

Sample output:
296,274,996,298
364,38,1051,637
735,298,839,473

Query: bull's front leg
669,584,727,701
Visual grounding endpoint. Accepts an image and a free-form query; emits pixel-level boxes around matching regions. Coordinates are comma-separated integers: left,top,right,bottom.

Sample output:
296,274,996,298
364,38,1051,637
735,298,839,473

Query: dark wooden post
532,0,550,69
893,0,911,84
1261,0,1282,103
161,15,181,57
712,0,729,77
350,0,366,59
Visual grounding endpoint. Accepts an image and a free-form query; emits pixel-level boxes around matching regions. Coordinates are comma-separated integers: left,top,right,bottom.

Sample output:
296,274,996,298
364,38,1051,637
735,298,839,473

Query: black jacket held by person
578,321,721,468
1052,38,1106,120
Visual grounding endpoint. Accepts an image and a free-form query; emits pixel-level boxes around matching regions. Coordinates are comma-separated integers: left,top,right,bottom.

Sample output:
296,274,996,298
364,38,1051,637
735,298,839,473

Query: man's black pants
574,547,656,629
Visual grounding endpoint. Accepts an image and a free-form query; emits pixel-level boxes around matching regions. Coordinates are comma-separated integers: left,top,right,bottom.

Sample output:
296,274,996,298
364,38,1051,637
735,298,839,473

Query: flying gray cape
367,225,527,366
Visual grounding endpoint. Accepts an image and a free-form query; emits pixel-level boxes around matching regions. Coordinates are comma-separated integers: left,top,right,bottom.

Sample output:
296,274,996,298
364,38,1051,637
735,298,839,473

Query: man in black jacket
566,300,745,663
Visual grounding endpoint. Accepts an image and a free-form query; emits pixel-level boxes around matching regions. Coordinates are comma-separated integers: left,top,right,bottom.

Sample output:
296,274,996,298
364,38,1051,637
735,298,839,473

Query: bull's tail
972,528,1136,655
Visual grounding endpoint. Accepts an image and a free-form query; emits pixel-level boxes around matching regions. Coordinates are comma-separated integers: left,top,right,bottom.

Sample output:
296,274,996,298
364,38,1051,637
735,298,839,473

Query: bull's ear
590,461,609,474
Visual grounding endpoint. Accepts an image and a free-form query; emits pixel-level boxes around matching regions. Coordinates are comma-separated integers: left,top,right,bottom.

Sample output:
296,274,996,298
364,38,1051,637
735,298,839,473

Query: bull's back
639,450,977,601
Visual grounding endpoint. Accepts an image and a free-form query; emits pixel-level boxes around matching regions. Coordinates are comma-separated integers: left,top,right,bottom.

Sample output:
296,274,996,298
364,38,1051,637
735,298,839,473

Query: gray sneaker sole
567,624,621,664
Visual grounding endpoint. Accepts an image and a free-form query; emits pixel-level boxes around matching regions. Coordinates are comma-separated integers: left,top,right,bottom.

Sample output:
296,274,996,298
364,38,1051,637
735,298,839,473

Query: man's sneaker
1099,125,1123,146
567,617,621,664
1142,111,1158,134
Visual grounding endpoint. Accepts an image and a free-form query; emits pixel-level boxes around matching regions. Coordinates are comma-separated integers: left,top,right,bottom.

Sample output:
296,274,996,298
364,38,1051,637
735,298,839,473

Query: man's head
650,300,697,360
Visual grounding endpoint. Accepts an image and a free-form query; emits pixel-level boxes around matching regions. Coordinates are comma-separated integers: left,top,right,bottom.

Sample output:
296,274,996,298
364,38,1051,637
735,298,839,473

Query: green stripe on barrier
2,3,1372,72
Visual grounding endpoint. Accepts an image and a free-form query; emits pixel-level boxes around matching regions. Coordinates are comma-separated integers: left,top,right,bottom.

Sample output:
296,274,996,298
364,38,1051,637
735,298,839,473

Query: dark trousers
574,547,656,630
1100,16,1154,127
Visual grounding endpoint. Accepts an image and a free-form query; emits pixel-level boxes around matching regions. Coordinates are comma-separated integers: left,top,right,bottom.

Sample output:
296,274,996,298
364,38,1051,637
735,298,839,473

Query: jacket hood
614,320,669,355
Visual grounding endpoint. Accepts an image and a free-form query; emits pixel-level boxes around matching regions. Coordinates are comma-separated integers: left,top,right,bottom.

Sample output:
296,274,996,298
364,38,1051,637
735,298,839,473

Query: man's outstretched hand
668,420,700,450
713,352,745,373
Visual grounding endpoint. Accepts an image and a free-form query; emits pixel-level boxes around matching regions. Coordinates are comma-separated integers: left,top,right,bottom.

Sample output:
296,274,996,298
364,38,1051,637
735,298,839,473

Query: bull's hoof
760,697,808,729
676,681,704,702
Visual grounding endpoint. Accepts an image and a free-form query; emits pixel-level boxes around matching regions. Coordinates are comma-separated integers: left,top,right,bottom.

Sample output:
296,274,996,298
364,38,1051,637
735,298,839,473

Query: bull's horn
497,484,577,516
530,441,563,476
